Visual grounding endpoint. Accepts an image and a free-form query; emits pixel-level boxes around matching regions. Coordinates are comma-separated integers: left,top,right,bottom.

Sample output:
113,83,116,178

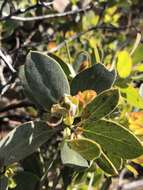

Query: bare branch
0,50,16,73
121,179,143,190
47,25,135,53
0,101,34,113
0,1,53,21
8,5,92,22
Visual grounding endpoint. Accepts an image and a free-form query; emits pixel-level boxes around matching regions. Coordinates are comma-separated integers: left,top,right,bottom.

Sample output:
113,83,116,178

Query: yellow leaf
126,165,138,177
127,112,143,135
82,11,99,30
117,50,132,78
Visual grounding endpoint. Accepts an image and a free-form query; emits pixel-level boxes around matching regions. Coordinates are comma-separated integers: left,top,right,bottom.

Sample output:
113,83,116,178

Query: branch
47,25,136,53
0,1,53,21
7,5,92,22
0,101,34,113
121,179,143,190
0,50,16,73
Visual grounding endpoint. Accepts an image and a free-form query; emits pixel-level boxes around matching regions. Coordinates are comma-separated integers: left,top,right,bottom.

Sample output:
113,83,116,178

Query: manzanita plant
0,51,143,189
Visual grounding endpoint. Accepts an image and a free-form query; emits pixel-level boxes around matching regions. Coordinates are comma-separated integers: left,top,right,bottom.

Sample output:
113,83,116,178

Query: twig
0,74,17,96
0,101,34,113
0,50,16,73
0,1,53,21
47,25,135,53
121,179,143,190
9,5,92,22
117,168,128,190
88,173,94,190
0,114,31,122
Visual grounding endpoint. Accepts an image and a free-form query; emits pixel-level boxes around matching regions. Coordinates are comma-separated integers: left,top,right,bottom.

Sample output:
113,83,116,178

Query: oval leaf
68,138,101,161
25,51,70,109
19,65,44,110
117,50,132,78
96,152,118,175
48,53,73,79
71,63,116,95
82,89,119,121
82,119,143,159
0,121,55,166
120,85,143,109
61,142,89,169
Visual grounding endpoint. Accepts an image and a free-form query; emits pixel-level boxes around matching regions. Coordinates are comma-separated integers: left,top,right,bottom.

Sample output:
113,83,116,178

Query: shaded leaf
13,171,39,190
25,51,70,110
71,63,116,95
0,175,8,190
21,153,43,178
82,119,143,159
68,138,101,161
0,121,55,166
61,142,89,169
82,89,119,121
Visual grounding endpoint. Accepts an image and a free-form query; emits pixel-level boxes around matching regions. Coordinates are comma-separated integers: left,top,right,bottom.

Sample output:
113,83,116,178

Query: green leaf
19,65,44,110
71,63,116,95
0,121,55,166
117,50,132,78
48,53,74,79
106,153,123,171
61,142,89,169
25,51,70,110
0,175,8,190
120,85,143,109
96,152,118,175
13,171,39,190
82,119,143,159
132,44,143,64
68,138,101,161
82,89,119,121
21,153,43,178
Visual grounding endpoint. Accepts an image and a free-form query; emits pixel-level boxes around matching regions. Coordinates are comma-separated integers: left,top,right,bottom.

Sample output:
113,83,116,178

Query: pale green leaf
61,142,89,169
0,121,55,166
